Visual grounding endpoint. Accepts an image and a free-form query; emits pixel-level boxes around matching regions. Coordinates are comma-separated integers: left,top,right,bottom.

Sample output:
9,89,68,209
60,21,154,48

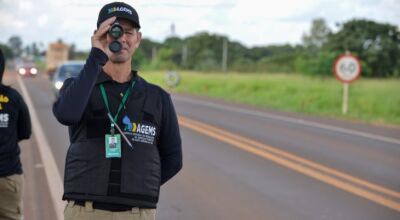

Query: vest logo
108,6,132,15
123,115,156,136
122,115,157,145
0,113,9,128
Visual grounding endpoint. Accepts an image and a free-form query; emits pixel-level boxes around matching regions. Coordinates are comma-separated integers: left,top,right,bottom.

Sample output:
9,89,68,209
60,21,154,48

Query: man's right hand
91,16,116,57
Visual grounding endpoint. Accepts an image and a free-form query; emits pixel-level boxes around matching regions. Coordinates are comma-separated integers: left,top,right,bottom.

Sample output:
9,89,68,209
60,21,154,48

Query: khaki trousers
64,201,156,220
0,174,23,220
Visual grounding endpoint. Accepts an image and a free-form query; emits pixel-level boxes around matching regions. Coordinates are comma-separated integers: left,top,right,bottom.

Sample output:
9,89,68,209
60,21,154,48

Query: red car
17,62,38,77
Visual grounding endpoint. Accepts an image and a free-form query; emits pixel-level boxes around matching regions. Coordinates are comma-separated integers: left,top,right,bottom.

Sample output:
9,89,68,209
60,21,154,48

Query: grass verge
140,71,400,126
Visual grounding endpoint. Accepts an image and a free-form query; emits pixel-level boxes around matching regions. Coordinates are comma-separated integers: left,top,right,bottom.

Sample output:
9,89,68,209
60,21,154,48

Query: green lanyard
100,80,136,134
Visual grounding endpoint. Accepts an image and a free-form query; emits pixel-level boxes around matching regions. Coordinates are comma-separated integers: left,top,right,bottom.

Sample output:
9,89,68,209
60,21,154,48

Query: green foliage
295,51,339,76
231,58,256,72
325,19,400,77
147,47,177,70
139,38,161,60
131,18,399,77
302,18,331,55
163,37,185,67
184,32,226,71
7,36,23,58
132,48,148,70
0,44,13,60
256,53,297,73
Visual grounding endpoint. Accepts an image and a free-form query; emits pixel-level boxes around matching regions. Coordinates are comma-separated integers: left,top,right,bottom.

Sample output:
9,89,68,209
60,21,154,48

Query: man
0,48,32,220
53,2,182,220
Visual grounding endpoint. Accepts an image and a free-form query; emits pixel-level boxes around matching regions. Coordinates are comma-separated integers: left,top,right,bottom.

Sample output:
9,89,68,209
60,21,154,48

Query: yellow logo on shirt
0,94,9,103
0,94,9,110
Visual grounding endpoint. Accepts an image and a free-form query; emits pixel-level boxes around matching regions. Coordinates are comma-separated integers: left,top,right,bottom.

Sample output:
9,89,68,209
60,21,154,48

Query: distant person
0,48,32,220
53,2,182,220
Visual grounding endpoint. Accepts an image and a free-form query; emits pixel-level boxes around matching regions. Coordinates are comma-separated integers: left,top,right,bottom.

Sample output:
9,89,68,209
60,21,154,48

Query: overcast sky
0,0,399,50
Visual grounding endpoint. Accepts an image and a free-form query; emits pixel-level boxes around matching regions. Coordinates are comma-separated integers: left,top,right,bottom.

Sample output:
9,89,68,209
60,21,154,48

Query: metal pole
222,39,228,72
182,44,187,65
152,47,157,62
342,83,349,114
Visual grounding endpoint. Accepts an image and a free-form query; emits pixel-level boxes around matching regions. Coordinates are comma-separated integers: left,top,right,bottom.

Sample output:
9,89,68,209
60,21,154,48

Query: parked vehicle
52,61,84,97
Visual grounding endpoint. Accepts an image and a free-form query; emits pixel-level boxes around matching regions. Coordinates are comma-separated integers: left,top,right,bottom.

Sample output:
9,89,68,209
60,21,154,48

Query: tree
0,44,13,60
8,36,23,58
31,42,40,57
69,43,76,59
325,19,400,77
138,38,161,61
295,51,339,76
131,48,148,70
163,37,184,66
151,47,177,70
302,18,331,55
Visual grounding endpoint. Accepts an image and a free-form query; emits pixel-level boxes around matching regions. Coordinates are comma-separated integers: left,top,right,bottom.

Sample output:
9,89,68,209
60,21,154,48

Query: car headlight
30,68,38,74
19,68,26,75
55,81,64,90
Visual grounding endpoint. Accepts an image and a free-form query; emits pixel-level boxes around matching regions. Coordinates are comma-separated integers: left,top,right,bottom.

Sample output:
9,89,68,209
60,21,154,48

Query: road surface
3,71,399,220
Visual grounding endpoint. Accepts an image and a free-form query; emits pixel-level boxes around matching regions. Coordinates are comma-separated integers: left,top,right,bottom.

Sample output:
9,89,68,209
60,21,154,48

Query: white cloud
37,14,48,27
18,0,33,11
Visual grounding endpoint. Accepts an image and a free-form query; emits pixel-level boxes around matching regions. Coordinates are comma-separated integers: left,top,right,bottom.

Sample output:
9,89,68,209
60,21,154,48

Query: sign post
333,52,362,115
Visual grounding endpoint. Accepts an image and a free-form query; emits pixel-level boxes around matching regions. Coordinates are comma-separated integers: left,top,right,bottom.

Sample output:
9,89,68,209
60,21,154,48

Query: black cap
97,2,140,29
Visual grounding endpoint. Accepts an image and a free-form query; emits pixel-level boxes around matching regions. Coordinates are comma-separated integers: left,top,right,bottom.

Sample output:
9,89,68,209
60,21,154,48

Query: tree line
1,18,399,77
134,18,399,77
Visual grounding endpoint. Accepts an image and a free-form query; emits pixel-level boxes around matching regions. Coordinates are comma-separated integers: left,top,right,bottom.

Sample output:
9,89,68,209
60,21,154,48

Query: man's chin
110,55,130,63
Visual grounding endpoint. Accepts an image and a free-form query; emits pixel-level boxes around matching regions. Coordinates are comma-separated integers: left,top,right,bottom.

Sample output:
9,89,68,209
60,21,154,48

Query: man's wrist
90,47,109,66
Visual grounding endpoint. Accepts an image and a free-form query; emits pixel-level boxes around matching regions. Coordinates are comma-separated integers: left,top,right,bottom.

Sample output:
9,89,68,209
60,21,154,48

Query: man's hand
91,16,116,57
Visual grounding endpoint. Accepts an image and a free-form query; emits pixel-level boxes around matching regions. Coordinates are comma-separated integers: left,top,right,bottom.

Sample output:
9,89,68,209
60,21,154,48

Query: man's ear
134,31,142,49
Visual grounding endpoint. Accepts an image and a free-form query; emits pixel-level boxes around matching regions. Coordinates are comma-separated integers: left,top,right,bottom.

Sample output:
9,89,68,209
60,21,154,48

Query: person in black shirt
0,48,32,220
53,2,182,220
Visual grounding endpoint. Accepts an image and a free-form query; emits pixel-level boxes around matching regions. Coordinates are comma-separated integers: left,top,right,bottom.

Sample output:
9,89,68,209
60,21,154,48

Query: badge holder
105,123,122,158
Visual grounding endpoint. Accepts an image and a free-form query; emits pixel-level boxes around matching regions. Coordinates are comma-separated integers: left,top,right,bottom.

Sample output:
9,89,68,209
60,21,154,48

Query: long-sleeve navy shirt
0,85,31,177
53,48,182,185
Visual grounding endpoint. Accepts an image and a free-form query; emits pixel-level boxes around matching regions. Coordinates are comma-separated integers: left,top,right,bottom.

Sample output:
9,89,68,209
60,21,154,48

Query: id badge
105,134,121,158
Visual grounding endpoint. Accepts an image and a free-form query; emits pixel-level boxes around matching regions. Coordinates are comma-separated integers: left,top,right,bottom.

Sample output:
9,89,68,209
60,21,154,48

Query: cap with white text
97,2,140,29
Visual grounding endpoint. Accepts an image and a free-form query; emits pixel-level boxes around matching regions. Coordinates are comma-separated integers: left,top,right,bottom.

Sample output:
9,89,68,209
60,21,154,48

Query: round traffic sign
165,71,180,88
333,54,362,83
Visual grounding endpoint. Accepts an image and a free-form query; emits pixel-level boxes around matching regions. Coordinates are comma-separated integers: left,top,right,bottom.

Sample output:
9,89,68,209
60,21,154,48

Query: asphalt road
3,71,400,220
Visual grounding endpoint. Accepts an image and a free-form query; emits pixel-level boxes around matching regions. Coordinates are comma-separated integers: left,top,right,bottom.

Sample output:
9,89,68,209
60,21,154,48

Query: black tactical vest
63,74,163,208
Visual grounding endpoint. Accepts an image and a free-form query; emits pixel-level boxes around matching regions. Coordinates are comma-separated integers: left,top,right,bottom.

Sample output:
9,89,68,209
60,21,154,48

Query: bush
295,51,339,76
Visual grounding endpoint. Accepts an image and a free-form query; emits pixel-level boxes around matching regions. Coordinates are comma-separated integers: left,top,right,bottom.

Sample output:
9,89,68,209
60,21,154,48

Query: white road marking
174,96,400,145
17,75,64,220
34,163,44,168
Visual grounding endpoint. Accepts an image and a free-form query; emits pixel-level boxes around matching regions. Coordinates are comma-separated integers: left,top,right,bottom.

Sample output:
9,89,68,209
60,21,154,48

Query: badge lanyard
100,80,136,133
100,80,136,158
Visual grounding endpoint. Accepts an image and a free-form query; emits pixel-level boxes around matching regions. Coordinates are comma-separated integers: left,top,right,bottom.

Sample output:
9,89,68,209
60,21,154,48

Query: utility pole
222,39,228,72
181,44,188,66
152,47,157,62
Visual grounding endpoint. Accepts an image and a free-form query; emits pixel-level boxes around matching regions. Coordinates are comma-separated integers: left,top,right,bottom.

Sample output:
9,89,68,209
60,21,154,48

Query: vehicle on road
17,62,38,77
46,40,69,78
52,61,84,97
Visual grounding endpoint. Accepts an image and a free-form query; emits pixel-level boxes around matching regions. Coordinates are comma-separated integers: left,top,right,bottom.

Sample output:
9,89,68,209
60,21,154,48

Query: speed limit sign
333,54,362,83
333,53,362,115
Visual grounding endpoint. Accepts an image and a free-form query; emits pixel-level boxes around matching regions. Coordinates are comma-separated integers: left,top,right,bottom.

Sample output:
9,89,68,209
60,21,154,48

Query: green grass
140,71,400,125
